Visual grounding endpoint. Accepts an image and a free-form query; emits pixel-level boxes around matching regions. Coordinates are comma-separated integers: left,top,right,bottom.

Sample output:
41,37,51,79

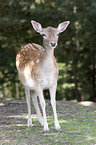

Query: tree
0,0,96,101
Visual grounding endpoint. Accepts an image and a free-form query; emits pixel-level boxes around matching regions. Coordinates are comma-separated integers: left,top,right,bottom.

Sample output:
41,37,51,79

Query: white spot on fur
36,59,39,63
21,49,24,52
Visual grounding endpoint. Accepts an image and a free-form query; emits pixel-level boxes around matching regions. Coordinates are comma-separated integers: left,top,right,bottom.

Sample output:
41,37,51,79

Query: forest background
0,0,96,101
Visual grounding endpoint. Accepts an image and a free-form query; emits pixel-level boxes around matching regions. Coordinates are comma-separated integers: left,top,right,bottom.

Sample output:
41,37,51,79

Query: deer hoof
56,128,62,132
44,130,49,134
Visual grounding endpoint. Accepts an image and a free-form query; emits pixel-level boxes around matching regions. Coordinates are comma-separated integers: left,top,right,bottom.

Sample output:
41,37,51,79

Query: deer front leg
49,83,61,131
25,87,33,127
31,90,44,126
36,88,49,133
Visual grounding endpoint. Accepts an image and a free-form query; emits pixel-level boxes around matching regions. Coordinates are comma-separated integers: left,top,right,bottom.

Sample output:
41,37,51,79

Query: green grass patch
0,98,96,145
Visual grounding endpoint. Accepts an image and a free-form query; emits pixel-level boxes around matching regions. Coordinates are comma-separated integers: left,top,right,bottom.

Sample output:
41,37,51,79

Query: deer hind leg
49,83,61,131
31,90,44,126
36,88,49,133
25,87,33,127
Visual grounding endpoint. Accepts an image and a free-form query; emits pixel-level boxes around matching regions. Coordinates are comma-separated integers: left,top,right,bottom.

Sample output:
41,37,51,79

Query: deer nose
50,42,56,47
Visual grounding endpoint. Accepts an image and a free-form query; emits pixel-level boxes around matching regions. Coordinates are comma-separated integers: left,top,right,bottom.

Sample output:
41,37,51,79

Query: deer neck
44,46,54,60
41,46,55,68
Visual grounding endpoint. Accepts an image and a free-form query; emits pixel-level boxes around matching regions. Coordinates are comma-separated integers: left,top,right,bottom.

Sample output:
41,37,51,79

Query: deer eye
42,34,46,37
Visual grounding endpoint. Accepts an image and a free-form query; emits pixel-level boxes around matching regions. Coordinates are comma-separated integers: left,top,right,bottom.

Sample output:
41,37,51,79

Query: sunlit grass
0,98,96,144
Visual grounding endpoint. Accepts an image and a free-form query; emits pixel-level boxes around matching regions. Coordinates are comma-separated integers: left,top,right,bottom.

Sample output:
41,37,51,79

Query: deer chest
36,63,58,89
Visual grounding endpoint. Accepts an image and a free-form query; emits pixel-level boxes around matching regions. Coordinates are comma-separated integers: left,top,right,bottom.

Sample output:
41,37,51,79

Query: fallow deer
16,20,70,132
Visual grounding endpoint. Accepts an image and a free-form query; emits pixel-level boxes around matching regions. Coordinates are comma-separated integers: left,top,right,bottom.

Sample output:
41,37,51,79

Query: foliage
0,0,96,101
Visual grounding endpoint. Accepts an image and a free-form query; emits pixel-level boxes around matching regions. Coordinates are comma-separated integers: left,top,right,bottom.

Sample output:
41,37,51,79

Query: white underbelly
20,76,54,90
37,70,56,89
19,65,56,90
39,78,54,89
19,73,55,90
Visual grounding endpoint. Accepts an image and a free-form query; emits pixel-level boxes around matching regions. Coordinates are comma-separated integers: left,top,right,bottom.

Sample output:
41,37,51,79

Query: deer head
31,20,70,49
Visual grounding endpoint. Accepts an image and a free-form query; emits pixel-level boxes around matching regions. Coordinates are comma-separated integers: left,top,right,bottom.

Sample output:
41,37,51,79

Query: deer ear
31,20,43,34
57,21,70,33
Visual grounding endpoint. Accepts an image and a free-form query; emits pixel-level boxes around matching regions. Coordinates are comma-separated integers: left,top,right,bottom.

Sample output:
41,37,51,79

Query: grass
0,98,96,145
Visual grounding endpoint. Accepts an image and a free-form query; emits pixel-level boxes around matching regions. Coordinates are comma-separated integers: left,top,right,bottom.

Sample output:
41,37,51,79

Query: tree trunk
16,82,19,98
11,80,16,98
91,52,96,101
71,20,81,101
70,45,80,101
